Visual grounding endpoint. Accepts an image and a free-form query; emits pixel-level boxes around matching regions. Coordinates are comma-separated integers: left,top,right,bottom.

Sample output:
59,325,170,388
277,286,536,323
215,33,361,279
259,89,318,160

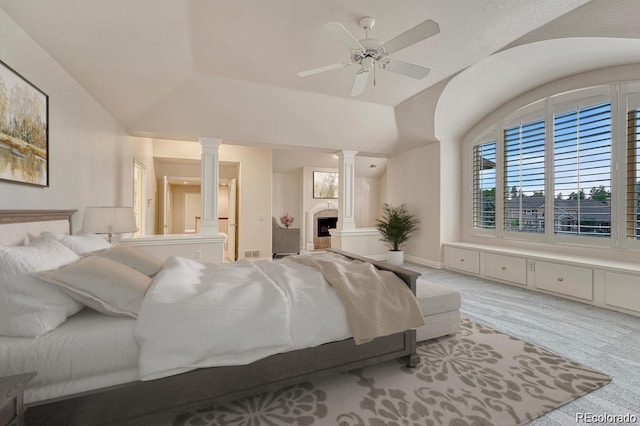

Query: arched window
470,84,628,248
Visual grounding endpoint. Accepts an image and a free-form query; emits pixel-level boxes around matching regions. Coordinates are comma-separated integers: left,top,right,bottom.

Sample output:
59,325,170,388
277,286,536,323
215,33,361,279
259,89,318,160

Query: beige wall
272,171,302,252
355,176,383,227
170,184,200,234
0,9,134,232
151,139,273,260
132,138,157,236
273,170,302,231
387,143,442,266
220,144,272,259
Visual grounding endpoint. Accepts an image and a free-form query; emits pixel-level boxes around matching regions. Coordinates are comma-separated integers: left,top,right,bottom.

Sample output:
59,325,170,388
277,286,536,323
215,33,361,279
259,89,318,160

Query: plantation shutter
553,98,612,237
503,115,546,233
472,141,496,229
626,91,640,240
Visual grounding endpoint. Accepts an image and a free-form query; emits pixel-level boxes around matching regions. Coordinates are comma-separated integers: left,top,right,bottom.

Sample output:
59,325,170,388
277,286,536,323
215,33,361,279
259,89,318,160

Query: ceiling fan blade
351,70,370,97
297,62,352,77
323,22,365,51
380,60,430,79
380,19,440,54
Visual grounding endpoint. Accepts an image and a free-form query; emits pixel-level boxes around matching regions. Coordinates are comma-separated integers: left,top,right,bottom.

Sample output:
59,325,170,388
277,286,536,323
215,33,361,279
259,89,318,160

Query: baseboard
404,255,443,269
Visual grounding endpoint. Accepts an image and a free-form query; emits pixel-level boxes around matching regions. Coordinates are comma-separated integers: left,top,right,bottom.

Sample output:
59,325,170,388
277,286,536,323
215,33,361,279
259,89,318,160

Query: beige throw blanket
290,252,425,345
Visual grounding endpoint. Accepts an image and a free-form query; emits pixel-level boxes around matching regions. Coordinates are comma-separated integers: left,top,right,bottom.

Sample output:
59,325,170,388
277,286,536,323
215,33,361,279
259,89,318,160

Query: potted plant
376,203,419,266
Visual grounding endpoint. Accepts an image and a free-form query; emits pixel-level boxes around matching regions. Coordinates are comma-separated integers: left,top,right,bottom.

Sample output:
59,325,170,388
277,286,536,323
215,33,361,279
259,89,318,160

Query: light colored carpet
173,318,610,425
406,263,640,425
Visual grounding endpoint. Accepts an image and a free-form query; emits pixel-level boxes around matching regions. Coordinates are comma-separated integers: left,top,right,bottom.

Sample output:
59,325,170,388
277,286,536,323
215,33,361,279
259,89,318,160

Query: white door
133,160,146,237
226,178,237,262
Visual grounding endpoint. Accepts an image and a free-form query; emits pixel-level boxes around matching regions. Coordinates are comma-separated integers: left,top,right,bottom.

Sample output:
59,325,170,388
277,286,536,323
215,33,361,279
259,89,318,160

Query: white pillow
0,238,84,337
93,245,163,276
37,256,152,318
40,231,112,254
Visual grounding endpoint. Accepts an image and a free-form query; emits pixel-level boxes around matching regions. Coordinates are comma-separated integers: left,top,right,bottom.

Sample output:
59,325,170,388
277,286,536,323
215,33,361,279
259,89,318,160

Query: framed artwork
313,171,338,199
0,59,49,187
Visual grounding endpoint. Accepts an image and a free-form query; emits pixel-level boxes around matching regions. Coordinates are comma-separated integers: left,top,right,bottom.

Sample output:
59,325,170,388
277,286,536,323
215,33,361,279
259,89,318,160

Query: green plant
376,203,419,251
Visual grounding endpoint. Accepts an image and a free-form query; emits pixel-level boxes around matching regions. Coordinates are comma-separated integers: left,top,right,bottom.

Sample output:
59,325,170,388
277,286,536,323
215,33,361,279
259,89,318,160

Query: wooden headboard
0,210,76,246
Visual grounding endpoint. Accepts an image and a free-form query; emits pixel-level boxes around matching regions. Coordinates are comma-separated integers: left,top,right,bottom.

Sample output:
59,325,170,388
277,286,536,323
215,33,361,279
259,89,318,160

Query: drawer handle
501,266,506,270
557,277,564,282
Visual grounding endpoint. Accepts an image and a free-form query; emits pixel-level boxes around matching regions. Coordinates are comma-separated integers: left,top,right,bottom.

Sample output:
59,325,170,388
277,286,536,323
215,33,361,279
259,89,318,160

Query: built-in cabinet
444,242,640,317
484,253,527,286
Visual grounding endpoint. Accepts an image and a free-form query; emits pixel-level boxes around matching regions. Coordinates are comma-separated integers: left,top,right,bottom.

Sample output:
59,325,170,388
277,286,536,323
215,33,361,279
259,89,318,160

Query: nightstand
0,372,35,426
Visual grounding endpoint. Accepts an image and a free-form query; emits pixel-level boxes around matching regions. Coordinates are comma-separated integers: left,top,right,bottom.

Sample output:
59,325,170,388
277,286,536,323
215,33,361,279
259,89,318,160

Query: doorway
220,178,237,262
159,173,239,261
133,160,146,236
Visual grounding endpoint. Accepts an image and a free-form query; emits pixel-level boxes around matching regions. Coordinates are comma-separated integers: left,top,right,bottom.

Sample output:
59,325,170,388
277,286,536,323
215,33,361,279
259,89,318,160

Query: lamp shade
82,207,137,235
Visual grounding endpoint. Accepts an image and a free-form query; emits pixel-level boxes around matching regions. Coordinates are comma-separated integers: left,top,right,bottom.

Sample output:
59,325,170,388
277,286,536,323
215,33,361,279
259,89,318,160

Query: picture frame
313,171,338,199
0,59,49,187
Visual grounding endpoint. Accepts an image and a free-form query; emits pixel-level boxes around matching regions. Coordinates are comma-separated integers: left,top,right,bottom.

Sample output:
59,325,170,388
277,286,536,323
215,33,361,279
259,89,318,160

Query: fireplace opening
317,217,337,237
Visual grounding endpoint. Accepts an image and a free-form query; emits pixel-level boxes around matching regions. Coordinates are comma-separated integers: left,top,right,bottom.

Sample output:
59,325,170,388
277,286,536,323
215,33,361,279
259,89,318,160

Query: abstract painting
0,60,48,187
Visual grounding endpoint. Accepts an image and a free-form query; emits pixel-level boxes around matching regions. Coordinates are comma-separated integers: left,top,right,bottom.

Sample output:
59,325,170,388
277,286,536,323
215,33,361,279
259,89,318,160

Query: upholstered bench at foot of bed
415,279,461,342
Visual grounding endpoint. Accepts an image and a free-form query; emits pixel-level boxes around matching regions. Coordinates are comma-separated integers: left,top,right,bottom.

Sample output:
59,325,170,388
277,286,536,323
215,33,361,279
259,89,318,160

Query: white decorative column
199,137,222,236
337,150,358,231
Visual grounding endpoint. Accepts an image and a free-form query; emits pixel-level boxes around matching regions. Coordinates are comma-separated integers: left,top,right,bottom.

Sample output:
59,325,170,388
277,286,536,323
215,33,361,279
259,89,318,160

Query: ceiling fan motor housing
351,38,386,68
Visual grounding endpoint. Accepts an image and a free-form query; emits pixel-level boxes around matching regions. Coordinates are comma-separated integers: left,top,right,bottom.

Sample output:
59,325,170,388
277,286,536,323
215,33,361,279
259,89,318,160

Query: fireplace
317,217,337,237
309,207,338,249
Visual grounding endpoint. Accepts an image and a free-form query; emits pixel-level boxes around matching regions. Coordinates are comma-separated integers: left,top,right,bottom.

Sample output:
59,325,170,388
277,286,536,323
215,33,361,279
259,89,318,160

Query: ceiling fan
297,17,440,97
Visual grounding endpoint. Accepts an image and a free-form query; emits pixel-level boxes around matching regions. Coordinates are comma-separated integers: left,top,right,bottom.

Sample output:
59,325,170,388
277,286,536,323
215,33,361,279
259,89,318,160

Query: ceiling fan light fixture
361,56,375,71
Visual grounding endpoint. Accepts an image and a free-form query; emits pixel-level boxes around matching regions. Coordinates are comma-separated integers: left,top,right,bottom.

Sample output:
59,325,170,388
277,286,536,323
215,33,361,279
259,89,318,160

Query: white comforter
135,256,351,380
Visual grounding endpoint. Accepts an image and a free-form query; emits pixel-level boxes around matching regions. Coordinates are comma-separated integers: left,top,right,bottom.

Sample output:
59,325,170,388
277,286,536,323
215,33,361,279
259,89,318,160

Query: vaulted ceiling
2,0,640,156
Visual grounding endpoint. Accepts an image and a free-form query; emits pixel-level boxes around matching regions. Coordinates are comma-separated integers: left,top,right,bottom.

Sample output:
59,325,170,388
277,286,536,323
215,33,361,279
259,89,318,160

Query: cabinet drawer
485,253,527,285
605,272,640,313
534,261,593,300
446,247,480,274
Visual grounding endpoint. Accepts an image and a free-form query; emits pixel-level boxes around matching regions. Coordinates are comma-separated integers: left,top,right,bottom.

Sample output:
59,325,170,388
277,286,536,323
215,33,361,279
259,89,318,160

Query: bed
0,209,421,425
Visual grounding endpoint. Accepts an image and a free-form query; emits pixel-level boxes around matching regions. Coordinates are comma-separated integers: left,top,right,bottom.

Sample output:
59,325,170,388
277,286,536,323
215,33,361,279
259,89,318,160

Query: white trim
405,255,444,269
121,234,226,246
199,137,222,236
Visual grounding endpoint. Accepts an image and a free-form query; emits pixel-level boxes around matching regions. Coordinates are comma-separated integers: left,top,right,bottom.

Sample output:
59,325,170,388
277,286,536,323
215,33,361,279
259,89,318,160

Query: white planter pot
387,250,404,266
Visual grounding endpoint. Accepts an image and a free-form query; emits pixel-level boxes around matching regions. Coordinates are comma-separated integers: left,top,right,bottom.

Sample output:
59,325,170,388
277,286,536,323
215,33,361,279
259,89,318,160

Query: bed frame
1,210,420,425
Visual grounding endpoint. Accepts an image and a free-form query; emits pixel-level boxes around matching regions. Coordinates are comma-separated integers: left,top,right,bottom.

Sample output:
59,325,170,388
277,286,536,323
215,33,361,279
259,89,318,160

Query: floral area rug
173,318,610,425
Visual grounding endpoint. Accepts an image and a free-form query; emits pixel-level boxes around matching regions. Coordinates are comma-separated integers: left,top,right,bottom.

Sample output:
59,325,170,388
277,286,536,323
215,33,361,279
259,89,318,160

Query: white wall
0,9,134,232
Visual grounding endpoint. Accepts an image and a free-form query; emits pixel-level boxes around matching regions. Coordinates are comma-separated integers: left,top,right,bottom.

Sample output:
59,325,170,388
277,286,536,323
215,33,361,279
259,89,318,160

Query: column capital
337,150,358,160
199,137,222,152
